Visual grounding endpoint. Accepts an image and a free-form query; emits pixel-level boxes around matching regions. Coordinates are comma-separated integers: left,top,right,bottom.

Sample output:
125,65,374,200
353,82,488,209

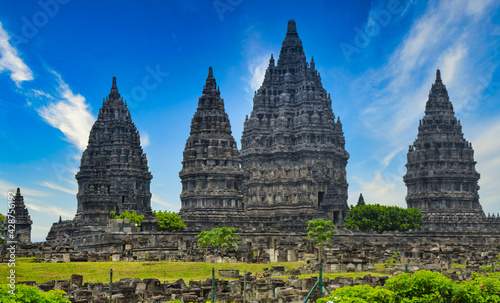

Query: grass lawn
2,258,387,284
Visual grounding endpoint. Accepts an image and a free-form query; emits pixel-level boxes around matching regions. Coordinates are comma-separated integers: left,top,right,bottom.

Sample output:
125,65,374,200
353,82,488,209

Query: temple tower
74,77,152,224
404,70,484,227
240,20,349,225
6,188,32,243
179,67,244,223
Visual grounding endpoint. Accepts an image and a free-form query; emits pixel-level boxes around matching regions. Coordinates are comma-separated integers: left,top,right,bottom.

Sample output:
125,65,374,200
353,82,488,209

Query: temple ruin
404,70,499,230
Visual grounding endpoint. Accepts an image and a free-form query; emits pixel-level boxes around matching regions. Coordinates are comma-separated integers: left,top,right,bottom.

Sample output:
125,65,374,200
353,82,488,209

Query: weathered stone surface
179,67,244,225
404,70,500,230
46,77,154,241
5,188,32,243
240,19,349,227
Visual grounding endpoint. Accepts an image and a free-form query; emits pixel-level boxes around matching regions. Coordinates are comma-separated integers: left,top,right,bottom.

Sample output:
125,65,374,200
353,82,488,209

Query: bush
0,284,70,302
317,285,394,303
317,271,500,303
153,210,185,231
110,210,144,226
345,204,421,233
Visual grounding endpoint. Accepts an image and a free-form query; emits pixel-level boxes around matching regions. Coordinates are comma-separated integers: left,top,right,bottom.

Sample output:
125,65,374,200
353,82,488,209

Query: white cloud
36,70,95,151
240,28,274,102
25,203,75,218
151,194,179,211
469,119,500,213
140,130,150,148
349,0,500,210
0,179,47,198
40,181,77,195
0,22,33,85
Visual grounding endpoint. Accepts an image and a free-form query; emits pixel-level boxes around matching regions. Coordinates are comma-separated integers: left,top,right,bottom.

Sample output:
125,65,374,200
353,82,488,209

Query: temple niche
240,20,350,226
404,70,485,229
179,67,244,225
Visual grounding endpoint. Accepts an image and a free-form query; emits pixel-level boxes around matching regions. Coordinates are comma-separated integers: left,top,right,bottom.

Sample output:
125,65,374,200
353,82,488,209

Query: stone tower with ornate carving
6,188,32,243
404,70,484,228
240,20,350,225
179,67,244,225
74,77,153,224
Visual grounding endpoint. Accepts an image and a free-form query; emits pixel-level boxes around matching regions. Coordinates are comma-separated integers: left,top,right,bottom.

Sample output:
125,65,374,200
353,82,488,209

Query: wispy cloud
40,181,77,195
0,22,33,86
0,179,48,197
151,194,179,211
25,202,75,218
349,0,500,208
240,28,274,102
140,130,150,148
36,70,95,151
470,119,500,213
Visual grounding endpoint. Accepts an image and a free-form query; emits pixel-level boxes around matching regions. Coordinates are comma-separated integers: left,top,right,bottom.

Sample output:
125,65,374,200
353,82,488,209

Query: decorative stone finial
112,77,117,89
287,19,297,35
436,69,441,82
208,67,213,77
16,187,21,195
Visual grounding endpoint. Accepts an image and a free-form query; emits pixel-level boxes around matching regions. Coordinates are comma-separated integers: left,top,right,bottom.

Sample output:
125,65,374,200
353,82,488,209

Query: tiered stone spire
404,70,484,227
240,20,349,225
179,67,244,220
74,77,152,224
6,188,32,243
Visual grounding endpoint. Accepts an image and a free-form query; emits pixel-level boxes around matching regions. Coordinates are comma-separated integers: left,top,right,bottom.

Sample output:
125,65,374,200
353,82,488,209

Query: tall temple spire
73,77,152,224
278,19,306,68
9,188,32,243
286,19,297,35
109,76,121,100
404,69,483,229
241,20,349,228
179,68,243,225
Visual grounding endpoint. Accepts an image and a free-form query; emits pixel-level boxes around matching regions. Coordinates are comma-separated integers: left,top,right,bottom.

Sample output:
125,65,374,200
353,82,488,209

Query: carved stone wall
240,20,349,226
404,70,487,228
179,67,244,225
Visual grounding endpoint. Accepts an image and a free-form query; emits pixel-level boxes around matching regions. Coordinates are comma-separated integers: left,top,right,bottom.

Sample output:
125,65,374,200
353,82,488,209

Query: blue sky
0,0,499,241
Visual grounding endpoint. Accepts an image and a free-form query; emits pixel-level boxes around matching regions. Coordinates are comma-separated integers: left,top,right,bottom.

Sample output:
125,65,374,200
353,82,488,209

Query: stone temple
6,188,32,244
404,70,494,229
178,20,349,230
179,67,244,225
47,78,156,241
240,20,349,225
42,20,500,247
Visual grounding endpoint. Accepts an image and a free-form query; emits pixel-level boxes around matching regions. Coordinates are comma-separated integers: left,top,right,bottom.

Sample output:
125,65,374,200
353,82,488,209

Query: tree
0,213,5,245
153,210,185,231
306,219,336,263
345,204,422,234
196,227,239,254
110,210,144,226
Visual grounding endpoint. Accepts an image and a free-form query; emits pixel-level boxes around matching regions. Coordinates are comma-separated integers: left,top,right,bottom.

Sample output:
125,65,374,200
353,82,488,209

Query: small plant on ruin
384,251,400,268
153,210,186,231
306,219,336,264
110,210,144,227
196,227,239,255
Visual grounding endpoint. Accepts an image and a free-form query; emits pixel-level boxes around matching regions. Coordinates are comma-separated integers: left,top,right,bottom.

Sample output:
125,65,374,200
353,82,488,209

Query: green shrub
110,210,144,226
0,284,70,302
317,285,394,303
153,210,186,231
317,271,500,303
385,270,456,302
